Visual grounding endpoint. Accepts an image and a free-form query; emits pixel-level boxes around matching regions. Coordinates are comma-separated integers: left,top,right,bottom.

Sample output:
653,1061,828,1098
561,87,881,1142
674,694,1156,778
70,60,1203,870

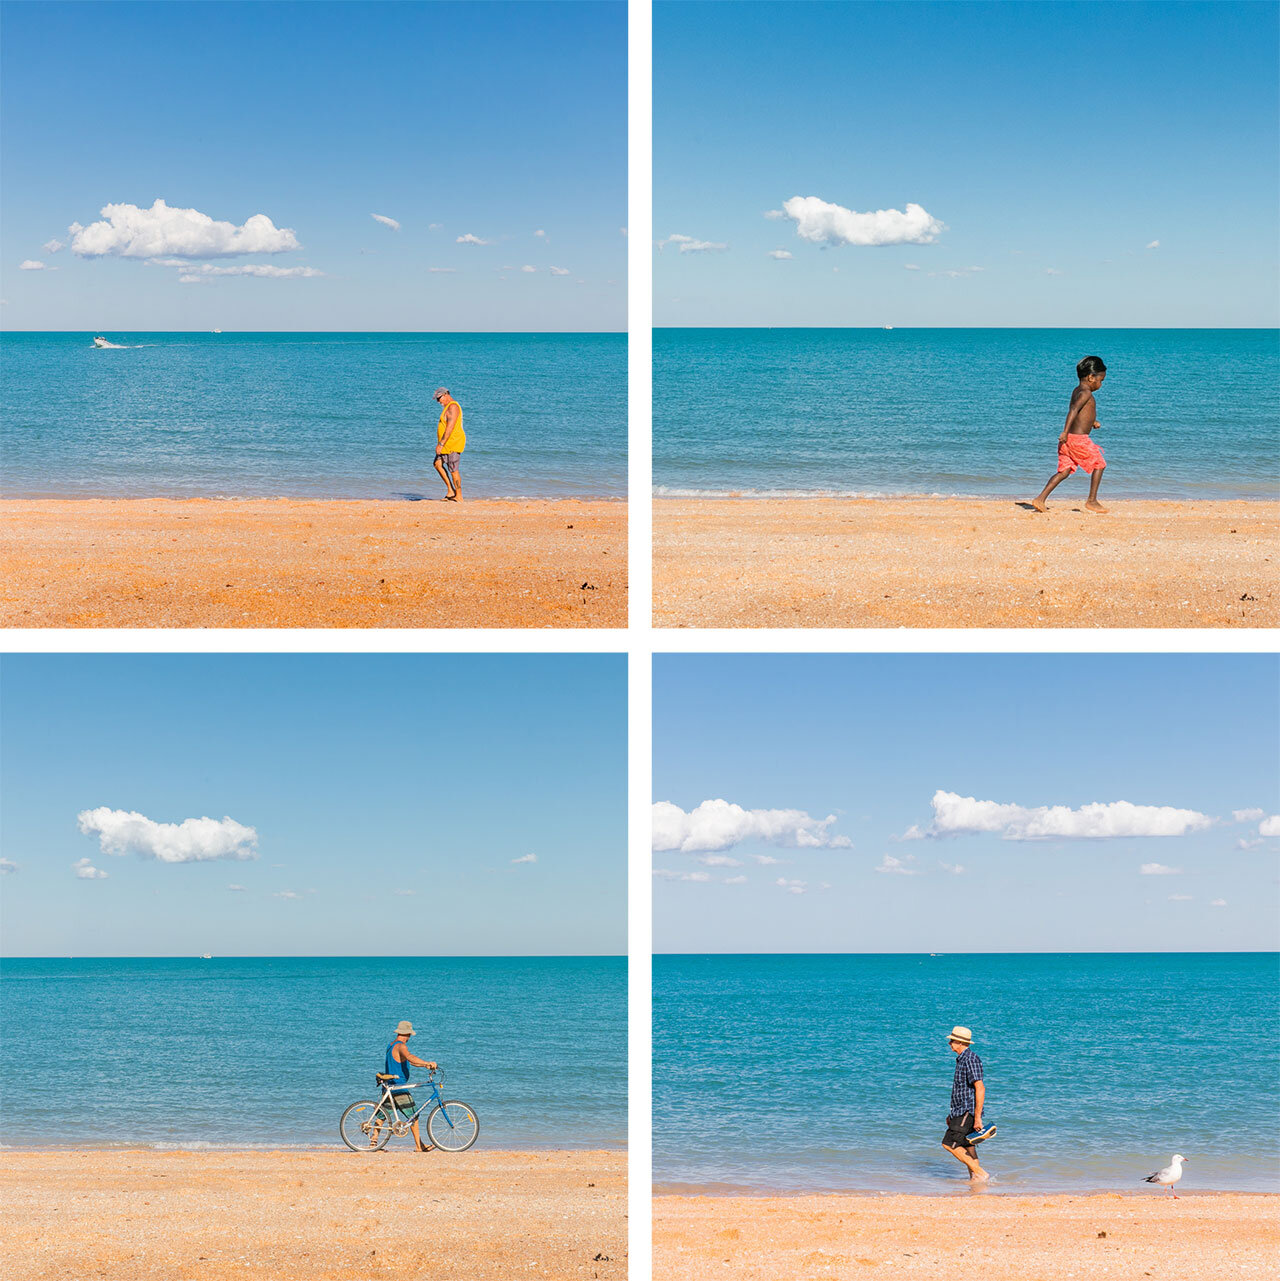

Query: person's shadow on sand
394,491,451,502
1014,501,1086,512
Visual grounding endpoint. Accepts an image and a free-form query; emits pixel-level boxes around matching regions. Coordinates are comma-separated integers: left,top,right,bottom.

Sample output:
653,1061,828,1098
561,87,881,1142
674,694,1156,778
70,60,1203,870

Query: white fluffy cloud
228,884,246,892
456,233,490,246
0,858,17,874
1045,268,1064,276
71,200,300,259
274,890,300,900
1140,863,1182,876
511,853,537,865
1168,893,1193,902
778,195,943,247
520,265,536,273
905,790,1213,841
876,854,920,876
549,266,571,276
429,267,457,274
768,249,793,260
77,807,259,863
696,853,742,868
653,868,711,883
43,239,65,253
177,264,323,281
1211,898,1227,907
371,213,400,231
658,234,727,254
724,874,747,885
1233,808,1264,823
939,861,965,875
73,858,108,880
776,877,807,895
19,260,48,270
1146,240,1160,249
652,799,850,853
1260,816,1280,837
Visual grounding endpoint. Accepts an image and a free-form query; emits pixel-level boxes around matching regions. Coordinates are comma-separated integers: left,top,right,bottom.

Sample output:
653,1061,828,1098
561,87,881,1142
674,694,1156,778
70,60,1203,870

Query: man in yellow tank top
432,387,465,501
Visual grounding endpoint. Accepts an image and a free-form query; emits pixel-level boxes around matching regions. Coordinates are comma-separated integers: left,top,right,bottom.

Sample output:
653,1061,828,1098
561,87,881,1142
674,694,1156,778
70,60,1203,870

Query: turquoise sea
654,329,1280,500
0,956,626,1150
0,332,626,499
653,953,1280,1193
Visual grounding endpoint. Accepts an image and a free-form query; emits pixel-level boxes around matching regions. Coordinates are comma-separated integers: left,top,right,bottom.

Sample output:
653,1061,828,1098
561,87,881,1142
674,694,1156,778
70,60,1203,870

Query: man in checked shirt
942,1025,995,1181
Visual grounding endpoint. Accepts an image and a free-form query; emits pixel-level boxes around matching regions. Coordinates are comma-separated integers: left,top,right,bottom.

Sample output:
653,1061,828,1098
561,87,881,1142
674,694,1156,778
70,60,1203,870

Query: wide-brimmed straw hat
395,1020,415,1037
947,1026,973,1045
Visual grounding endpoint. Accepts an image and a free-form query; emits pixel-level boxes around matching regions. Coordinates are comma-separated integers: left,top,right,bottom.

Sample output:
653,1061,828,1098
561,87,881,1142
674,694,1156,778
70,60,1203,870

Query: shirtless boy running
1031,355,1108,513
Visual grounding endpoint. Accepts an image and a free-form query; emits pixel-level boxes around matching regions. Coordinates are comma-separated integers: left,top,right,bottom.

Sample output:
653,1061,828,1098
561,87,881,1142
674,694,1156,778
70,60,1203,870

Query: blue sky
654,654,1280,953
655,1,1279,327
1,1,626,332
0,654,626,956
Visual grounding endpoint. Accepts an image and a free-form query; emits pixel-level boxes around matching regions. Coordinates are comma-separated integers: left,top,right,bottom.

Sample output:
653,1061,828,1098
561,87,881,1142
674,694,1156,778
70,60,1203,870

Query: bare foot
969,1169,990,1182
1030,498,1047,513
1084,500,1109,514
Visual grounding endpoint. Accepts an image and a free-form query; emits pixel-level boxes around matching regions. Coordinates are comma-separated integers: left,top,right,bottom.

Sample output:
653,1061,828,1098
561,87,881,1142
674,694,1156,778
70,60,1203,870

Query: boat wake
92,337,131,349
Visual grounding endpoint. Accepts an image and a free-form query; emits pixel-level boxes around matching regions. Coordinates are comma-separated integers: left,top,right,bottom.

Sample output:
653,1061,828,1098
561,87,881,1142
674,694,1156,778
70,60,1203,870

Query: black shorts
943,1112,975,1148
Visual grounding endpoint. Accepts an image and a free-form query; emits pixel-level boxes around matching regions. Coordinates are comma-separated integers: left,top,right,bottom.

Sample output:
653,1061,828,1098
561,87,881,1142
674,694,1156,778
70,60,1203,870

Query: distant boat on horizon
201,953,212,959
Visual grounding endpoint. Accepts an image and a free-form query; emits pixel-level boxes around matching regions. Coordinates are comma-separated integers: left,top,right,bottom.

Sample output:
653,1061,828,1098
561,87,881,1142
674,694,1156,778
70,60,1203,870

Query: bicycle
339,1067,479,1153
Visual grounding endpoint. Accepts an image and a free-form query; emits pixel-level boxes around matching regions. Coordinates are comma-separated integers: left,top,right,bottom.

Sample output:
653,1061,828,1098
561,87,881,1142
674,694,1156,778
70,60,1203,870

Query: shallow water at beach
653,953,1280,1193
654,329,1280,500
0,956,625,1149
1,332,626,499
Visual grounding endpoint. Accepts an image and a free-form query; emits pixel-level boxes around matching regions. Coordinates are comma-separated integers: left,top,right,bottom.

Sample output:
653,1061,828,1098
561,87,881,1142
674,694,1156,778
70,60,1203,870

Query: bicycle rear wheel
425,1099,479,1152
340,1100,392,1151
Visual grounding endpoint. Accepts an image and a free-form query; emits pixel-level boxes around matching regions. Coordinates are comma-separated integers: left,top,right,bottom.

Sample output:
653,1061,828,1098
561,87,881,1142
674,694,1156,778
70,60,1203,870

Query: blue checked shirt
949,1047,983,1117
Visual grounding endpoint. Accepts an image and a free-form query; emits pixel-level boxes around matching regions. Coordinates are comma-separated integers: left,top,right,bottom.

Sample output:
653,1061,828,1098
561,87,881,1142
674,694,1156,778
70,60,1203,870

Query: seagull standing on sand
1143,1154,1187,1197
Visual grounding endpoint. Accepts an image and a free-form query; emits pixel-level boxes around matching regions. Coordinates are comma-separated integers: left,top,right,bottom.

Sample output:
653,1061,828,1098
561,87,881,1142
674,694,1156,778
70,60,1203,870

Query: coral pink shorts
1058,433,1105,474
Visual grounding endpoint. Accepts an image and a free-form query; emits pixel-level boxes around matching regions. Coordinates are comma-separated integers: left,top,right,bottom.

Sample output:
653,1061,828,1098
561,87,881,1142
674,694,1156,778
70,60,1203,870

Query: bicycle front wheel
340,1100,392,1152
425,1100,479,1152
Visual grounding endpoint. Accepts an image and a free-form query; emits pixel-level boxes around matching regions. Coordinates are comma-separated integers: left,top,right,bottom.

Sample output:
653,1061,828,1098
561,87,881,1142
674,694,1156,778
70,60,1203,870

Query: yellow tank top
437,399,465,453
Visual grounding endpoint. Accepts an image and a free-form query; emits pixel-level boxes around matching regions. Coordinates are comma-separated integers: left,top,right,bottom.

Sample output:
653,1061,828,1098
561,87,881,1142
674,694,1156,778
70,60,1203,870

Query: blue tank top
385,1041,410,1084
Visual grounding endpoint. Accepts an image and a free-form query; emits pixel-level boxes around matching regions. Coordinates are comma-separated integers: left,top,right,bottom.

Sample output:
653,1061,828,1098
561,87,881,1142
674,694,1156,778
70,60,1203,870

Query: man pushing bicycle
375,1019,438,1152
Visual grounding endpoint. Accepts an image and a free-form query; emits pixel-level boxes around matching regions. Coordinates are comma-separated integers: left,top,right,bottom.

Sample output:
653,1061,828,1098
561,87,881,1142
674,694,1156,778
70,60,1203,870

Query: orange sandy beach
654,1191,1279,1281
1,1149,626,1281
653,498,1278,628
0,498,626,628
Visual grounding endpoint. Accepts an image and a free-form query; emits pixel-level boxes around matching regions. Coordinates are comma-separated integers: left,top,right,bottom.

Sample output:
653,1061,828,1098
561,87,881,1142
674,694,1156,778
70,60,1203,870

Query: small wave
654,486,953,500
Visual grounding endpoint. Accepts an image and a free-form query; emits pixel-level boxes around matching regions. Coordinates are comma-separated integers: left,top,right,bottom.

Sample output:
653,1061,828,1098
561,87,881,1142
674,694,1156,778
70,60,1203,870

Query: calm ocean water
653,953,1280,1193
0,957,625,1150
654,329,1280,500
0,332,626,499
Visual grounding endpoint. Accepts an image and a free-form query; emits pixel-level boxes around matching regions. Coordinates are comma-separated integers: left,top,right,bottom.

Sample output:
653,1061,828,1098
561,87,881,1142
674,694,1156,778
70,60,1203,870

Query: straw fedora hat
395,1020,415,1037
947,1026,973,1045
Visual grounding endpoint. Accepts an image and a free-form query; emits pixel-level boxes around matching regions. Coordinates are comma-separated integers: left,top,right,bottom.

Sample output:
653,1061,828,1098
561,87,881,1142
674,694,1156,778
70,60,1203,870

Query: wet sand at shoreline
0,498,626,628
654,1190,1278,1280
1,1148,626,1281
653,498,1278,628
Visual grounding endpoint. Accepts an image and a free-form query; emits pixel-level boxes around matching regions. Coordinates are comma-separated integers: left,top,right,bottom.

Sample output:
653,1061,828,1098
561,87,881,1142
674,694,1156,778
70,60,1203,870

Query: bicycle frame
376,1071,445,1123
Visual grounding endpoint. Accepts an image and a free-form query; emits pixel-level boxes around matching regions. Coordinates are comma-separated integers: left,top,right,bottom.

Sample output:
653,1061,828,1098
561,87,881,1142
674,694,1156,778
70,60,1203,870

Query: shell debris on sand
0,498,627,629
1,1148,627,1281
653,497,1278,628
